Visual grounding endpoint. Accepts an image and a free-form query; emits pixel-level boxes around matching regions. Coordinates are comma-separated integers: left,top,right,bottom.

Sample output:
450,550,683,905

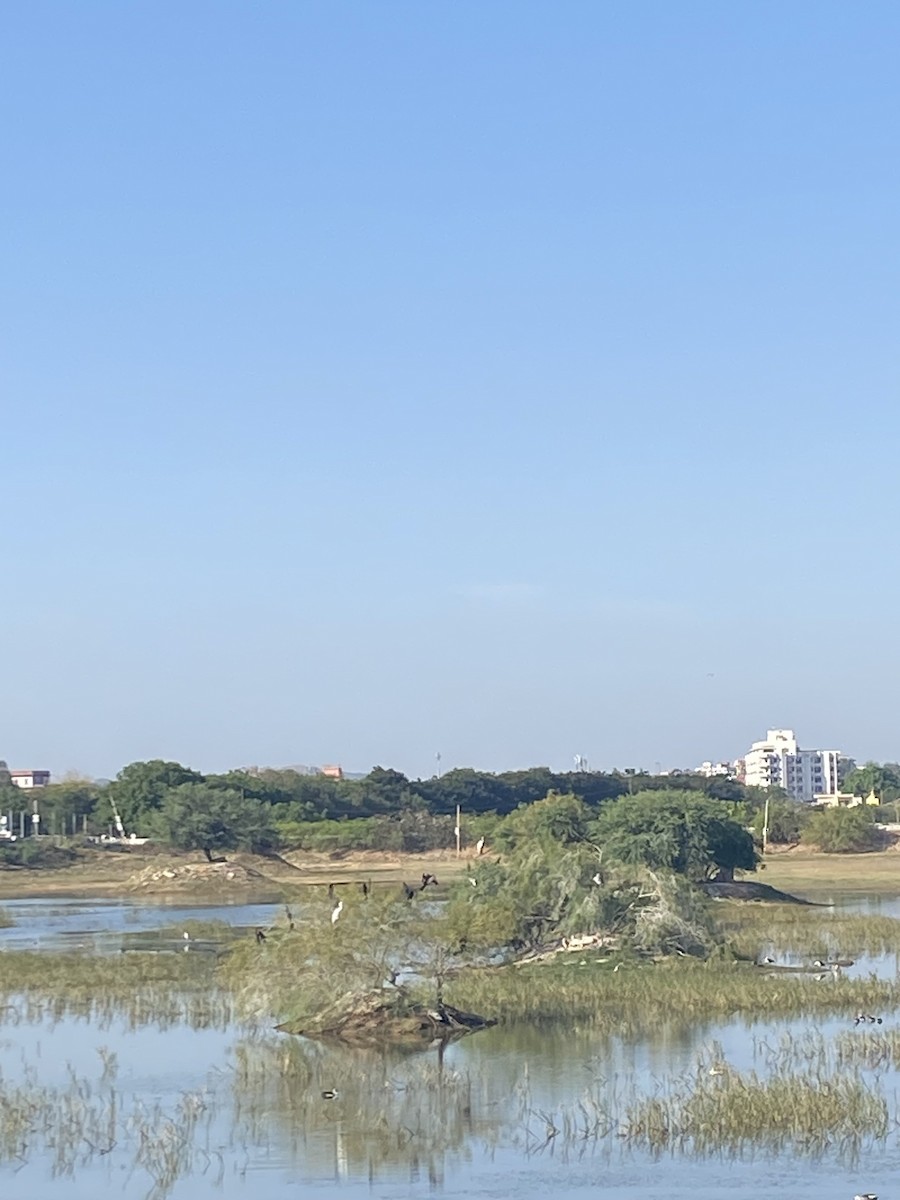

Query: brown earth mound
276,988,496,1046
126,857,280,896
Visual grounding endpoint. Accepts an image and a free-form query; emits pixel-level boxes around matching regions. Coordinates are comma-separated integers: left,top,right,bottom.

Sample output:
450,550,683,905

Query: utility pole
762,795,770,856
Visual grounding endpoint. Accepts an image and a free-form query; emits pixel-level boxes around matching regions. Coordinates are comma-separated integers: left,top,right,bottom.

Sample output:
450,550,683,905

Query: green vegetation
6,755,775,855
0,949,230,1028
273,811,467,853
445,956,900,1030
11,752,900,864
713,900,900,959
0,840,78,868
749,793,808,843
152,782,278,856
802,804,880,852
492,792,593,851
620,1061,888,1152
843,760,900,805
595,789,757,881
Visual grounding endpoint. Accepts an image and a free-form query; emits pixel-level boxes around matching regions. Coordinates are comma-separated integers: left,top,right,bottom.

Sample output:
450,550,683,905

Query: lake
0,894,897,1200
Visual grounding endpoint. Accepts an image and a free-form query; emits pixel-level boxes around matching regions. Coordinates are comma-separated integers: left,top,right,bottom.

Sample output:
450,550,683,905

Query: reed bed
525,1038,893,1158
0,949,212,996
445,958,900,1032
0,950,235,1029
620,1067,888,1153
230,1034,507,1171
0,1056,211,1198
752,1026,900,1073
713,902,900,960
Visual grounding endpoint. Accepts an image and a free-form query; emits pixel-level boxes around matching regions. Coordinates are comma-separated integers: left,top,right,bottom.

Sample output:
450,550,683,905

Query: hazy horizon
4,3,899,781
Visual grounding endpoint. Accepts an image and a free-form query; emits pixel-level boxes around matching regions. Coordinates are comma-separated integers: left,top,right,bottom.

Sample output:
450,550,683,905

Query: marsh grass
0,949,212,994
621,1067,888,1152
0,950,234,1029
231,1034,506,1175
753,1026,900,1073
713,902,900,960
446,958,900,1032
0,1055,210,1198
529,1038,891,1158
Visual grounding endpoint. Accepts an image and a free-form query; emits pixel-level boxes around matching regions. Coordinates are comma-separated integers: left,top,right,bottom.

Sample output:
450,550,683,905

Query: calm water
0,895,897,1200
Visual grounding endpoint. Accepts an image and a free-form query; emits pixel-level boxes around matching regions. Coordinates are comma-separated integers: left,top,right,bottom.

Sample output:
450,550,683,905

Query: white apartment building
742,729,843,802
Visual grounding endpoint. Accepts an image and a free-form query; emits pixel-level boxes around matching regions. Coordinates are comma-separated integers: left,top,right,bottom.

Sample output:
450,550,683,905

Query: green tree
750,795,809,844
493,792,593,852
38,778,102,835
106,760,204,832
803,805,879,853
0,761,20,816
842,762,900,804
595,789,757,882
416,769,513,816
155,782,277,856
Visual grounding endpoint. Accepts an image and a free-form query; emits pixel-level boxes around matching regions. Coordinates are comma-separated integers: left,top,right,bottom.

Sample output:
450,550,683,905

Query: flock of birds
241,872,445,943
760,955,886,1025
223,883,892,1197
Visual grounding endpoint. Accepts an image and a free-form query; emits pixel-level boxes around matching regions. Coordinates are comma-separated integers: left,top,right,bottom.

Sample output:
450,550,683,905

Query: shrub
493,792,592,852
803,805,879,853
751,798,809,844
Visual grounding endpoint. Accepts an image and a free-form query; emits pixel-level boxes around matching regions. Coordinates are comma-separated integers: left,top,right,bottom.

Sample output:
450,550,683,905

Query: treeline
18,760,747,836
6,758,898,858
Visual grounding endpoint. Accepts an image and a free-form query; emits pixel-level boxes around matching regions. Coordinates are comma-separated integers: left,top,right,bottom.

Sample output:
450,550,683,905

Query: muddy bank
702,880,819,905
277,988,496,1046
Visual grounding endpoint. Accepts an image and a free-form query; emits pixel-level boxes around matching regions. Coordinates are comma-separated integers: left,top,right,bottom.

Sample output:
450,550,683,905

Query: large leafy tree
155,782,277,856
106,760,204,832
595,789,757,882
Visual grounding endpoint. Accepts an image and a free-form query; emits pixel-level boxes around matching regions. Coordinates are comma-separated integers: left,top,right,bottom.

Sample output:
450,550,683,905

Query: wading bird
402,882,416,901
420,873,438,890
255,928,267,944
331,899,343,925
321,1089,339,1101
285,905,295,930
360,881,369,898
475,836,486,855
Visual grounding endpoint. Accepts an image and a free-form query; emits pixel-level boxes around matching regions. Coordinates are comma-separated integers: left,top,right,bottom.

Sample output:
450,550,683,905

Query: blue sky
2,2,898,780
